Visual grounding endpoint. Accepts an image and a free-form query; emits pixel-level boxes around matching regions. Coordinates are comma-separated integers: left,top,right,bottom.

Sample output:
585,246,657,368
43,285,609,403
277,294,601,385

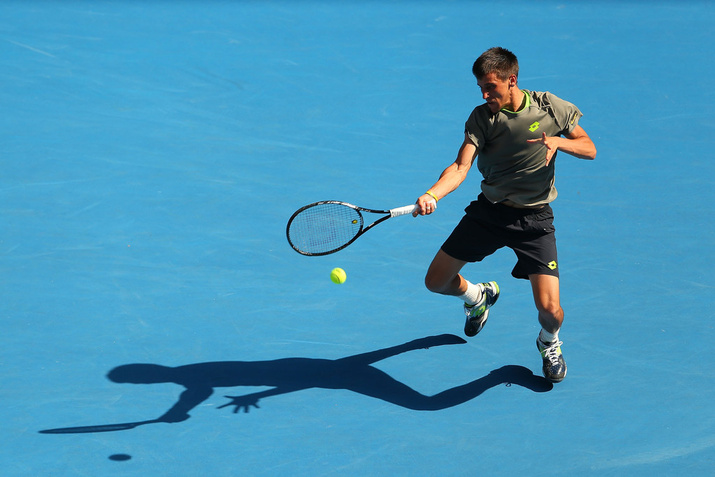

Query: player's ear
508,74,518,87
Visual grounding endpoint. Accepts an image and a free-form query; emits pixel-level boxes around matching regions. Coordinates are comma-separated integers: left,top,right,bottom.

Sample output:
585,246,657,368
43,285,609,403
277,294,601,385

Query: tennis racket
286,201,419,256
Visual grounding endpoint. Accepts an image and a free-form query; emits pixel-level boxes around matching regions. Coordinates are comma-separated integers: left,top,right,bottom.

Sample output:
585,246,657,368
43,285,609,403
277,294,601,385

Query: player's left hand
527,132,560,166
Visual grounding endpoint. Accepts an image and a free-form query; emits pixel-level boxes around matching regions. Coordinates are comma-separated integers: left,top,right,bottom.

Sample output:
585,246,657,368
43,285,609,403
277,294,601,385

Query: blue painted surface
1,1,713,475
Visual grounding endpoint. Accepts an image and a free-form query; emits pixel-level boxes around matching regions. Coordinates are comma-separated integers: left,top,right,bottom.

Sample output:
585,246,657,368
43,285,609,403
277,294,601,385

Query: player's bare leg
529,274,566,382
425,249,499,337
424,249,468,296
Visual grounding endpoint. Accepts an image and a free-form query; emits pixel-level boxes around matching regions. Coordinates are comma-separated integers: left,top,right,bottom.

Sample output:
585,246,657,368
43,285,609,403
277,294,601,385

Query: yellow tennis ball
330,267,347,284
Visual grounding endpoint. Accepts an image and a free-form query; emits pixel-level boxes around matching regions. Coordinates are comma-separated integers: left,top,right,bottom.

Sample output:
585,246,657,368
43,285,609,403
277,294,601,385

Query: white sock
458,281,483,306
539,329,560,344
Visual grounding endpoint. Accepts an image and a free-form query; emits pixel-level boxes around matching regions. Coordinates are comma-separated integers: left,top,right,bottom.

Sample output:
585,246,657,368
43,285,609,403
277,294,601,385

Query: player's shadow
40,334,552,434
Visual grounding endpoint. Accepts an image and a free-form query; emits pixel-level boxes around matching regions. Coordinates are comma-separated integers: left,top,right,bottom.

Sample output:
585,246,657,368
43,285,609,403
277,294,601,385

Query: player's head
107,364,174,384
473,47,520,113
472,47,519,82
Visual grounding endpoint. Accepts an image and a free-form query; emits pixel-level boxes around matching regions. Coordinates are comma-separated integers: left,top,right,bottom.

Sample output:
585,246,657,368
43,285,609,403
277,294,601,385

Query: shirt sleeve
545,92,583,135
464,107,486,152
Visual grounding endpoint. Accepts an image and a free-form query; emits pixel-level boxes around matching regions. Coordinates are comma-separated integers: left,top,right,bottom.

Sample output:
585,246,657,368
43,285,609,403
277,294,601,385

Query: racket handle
390,204,420,217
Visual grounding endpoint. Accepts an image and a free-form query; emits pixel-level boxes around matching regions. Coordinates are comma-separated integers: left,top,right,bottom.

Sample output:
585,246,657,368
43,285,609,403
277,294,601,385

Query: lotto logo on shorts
529,121,540,132
548,261,558,270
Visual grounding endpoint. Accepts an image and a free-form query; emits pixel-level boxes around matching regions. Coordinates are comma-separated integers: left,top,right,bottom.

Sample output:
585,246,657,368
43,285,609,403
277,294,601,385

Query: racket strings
288,203,363,255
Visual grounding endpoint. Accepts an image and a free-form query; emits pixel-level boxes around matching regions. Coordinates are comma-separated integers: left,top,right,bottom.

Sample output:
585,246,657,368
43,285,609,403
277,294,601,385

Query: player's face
477,72,517,113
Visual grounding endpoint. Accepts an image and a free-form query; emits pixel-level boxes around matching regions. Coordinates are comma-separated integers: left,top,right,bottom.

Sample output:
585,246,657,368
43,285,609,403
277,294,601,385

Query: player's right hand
413,194,437,217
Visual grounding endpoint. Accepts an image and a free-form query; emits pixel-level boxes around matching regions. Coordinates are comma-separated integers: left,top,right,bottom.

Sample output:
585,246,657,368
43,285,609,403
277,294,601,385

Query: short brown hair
472,47,519,81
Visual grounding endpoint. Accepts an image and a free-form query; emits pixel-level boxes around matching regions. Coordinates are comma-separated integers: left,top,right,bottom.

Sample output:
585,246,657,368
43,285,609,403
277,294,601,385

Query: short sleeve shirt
465,90,582,207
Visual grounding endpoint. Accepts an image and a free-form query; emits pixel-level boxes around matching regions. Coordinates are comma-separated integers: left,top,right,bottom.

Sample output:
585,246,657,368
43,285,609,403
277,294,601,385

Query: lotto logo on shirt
529,121,540,132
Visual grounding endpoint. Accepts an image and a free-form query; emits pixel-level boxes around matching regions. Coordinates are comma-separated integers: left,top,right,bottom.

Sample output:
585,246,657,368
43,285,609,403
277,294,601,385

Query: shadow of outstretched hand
218,394,261,414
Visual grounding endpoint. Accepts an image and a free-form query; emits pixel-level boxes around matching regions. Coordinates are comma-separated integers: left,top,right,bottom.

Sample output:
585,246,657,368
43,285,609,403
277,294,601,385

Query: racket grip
390,204,420,217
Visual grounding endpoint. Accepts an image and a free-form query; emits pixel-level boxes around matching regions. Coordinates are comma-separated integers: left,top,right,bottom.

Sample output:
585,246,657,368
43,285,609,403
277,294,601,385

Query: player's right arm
414,134,478,216
159,385,214,423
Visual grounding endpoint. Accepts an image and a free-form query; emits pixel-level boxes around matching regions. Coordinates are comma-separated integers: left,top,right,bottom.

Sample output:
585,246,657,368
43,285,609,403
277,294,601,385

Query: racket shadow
39,334,551,434
39,420,161,434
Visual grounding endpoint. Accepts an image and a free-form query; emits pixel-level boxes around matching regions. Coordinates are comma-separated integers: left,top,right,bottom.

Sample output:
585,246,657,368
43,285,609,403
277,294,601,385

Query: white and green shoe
536,337,567,383
463,281,500,337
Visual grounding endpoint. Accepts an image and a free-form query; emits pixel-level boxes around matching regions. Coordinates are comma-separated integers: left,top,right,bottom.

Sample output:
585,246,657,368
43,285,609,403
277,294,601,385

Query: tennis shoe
536,337,567,383
463,281,500,337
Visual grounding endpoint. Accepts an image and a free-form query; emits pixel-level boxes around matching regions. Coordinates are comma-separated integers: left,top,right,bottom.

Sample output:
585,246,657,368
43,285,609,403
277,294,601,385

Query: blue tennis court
2,1,714,475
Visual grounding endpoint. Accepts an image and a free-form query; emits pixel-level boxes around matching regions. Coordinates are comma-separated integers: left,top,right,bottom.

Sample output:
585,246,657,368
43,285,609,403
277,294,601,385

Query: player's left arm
527,125,597,165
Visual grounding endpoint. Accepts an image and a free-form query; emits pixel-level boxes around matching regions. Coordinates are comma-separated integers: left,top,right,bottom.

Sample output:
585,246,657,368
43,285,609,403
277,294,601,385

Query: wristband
425,190,439,202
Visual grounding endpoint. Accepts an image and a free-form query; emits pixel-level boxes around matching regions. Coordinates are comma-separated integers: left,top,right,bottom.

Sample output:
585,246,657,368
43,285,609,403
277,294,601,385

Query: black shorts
441,194,559,280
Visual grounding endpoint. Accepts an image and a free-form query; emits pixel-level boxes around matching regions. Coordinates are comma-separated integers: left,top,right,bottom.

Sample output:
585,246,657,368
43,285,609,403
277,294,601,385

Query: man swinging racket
413,47,597,383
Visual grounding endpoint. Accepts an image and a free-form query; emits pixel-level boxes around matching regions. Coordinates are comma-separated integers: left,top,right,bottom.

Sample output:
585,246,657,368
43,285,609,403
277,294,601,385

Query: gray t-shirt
465,90,582,207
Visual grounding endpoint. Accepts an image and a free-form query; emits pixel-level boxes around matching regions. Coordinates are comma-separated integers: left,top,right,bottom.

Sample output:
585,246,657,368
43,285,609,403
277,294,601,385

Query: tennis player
414,47,596,383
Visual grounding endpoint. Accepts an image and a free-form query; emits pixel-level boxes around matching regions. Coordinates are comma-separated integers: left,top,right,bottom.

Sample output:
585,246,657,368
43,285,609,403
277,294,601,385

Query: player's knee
424,272,446,294
537,300,563,320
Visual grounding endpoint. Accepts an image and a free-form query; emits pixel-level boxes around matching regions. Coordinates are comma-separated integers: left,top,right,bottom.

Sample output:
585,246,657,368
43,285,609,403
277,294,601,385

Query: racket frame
286,201,417,256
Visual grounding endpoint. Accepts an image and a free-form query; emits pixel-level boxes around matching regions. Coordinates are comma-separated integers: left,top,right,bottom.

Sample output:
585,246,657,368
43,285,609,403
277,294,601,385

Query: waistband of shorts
479,194,550,212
